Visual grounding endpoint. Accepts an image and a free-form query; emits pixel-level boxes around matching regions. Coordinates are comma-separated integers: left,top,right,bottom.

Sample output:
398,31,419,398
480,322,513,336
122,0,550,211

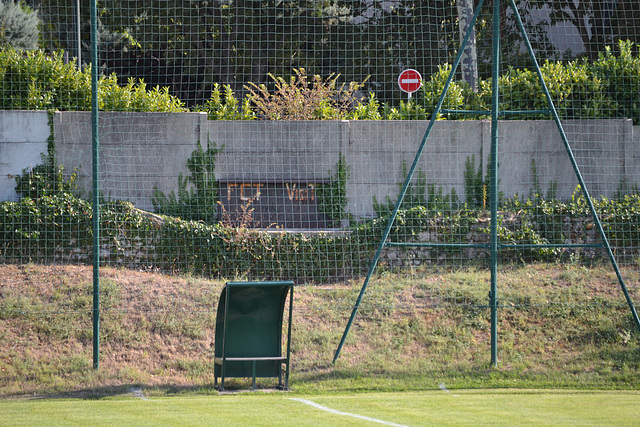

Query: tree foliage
16,0,640,108
533,0,640,60
93,0,356,106
30,0,462,106
245,68,373,120
0,0,40,50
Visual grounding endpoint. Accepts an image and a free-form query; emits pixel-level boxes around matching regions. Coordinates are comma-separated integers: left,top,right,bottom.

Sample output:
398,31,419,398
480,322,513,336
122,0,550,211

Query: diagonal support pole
508,0,640,333
334,0,640,366
332,0,487,364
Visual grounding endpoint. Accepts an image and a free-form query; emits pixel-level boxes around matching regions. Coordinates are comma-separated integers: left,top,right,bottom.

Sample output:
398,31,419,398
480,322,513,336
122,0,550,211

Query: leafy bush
0,192,93,263
373,162,461,217
383,40,640,123
100,76,185,112
316,153,351,227
591,40,640,124
0,47,185,111
194,83,255,120
3,185,640,279
152,139,223,222
245,68,378,120
14,153,78,199
4,40,640,122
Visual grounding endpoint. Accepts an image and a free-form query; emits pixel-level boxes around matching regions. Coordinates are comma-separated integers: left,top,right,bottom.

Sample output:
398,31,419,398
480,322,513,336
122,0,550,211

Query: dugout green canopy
214,281,294,391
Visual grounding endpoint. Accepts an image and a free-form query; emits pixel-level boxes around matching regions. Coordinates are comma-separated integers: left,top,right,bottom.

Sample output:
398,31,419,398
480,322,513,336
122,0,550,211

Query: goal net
2,0,640,371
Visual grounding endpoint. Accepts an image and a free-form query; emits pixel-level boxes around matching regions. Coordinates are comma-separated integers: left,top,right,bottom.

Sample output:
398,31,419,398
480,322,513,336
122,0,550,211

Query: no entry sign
398,69,422,97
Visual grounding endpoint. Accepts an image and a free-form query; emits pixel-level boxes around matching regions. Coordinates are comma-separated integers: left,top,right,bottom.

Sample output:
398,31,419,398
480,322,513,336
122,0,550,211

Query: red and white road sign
398,69,422,94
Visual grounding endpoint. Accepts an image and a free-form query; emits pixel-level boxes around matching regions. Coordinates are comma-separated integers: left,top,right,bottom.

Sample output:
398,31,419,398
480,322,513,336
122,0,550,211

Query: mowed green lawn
1,390,639,426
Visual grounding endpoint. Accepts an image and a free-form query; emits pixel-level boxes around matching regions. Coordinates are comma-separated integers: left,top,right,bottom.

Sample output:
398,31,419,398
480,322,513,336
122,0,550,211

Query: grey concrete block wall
1,111,638,224
0,111,50,202
498,119,633,200
632,123,640,186
343,120,486,218
54,111,210,209
210,120,344,182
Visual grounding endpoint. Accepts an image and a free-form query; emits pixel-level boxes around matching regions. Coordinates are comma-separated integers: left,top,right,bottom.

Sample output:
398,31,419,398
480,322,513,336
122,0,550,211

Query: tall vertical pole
489,0,501,367
332,0,487,364
76,0,82,70
90,0,100,370
507,0,640,334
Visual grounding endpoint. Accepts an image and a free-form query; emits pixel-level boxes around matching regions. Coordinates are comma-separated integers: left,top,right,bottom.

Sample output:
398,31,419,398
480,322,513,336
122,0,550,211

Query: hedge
2,40,640,122
2,190,639,282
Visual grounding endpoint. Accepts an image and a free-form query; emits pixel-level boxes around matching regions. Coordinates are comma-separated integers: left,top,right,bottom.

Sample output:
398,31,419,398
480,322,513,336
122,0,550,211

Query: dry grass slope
1,263,639,398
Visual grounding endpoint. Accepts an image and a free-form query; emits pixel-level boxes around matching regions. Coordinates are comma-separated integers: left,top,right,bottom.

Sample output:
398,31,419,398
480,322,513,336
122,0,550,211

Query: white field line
130,387,149,400
290,398,410,427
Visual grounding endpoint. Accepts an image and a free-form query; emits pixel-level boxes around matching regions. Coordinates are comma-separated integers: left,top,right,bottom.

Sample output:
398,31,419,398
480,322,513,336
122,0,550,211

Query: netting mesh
2,0,640,374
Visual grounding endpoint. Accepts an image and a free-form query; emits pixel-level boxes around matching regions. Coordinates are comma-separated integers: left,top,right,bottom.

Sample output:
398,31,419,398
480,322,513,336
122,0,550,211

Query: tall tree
26,0,89,64
85,1,462,106
94,0,352,105
471,0,556,78
534,0,640,60
458,0,478,90
29,1,511,106
0,0,40,50
328,1,459,104
609,0,640,55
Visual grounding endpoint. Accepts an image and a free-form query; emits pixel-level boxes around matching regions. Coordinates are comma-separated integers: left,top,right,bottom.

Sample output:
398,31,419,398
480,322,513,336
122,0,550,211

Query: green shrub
245,68,372,120
0,192,93,263
380,40,639,123
194,83,255,120
14,146,80,200
152,138,223,222
316,153,351,227
99,76,185,112
0,47,185,111
3,186,640,279
4,40,640,122
591,40,640,124
373,162,461,217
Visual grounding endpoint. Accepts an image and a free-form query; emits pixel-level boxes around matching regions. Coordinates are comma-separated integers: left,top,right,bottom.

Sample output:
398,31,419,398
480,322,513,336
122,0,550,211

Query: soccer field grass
1,390,639,426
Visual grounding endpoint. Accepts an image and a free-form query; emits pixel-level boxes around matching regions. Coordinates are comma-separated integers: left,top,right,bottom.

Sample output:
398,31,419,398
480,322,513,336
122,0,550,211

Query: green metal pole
90,0,100,370
489,0,501,368
508,0,640,333
332,0,487,364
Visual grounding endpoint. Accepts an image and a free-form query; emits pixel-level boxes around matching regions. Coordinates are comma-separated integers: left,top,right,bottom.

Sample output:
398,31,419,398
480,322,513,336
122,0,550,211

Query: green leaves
197,84,255,120
0,1,40,51
4,40,640,122
245,68,371,120
3,185,640,280
0,47,184,112
316,153,351,227
151,138,223,223
381,40,640,123
100,76,185,112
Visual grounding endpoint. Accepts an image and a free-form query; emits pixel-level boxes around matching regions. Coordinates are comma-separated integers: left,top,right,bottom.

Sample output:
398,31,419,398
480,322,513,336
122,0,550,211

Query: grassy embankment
1,262,639,398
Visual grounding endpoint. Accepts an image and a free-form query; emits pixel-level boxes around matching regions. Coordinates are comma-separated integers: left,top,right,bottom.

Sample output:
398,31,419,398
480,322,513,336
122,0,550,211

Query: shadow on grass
20,379,297,400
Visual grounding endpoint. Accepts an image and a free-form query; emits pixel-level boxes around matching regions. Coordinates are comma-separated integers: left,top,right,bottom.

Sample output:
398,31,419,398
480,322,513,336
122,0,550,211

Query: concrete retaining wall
0,111,50,202
1,111,638,222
